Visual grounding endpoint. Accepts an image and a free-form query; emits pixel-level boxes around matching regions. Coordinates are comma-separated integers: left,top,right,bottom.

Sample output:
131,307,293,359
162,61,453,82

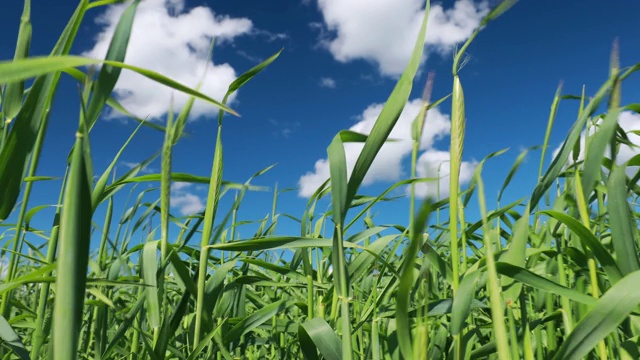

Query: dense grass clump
2,0,640,359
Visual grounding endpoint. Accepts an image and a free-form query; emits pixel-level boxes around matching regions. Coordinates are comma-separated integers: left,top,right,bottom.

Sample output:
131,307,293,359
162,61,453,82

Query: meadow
1,0,640,359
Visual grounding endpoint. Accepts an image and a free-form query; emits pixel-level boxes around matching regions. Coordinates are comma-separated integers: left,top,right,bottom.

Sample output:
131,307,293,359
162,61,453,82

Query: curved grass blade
539,210,623,283
0,0,90,221
0,315,29,360
0,56,237,116
500,205,530,303
607,164,640,275
581,108,621,200
222,300,293,342
498,147,537,202
186,319,226,360
343,0,430,210
101,293,146,359
228,49,282,95
538,83,563,181
3,0,32,122
531,73,618,208
91,120,145,210
299,318,342,360
553,270,640,360
495,262,595,305
85,0,139,129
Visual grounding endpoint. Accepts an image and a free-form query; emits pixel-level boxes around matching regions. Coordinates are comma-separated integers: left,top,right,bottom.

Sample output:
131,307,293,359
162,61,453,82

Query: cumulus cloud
83,0,253,120
414,149,476,199
298,99,476,198
171,182,205,215
552,111,640,177
315,0,489,76
320,77,337,88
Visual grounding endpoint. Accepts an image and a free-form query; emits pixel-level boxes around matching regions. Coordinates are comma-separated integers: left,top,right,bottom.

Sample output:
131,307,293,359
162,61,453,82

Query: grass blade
607,163,640,275
299,318,342,360
553,270,640,360
52,117,93,360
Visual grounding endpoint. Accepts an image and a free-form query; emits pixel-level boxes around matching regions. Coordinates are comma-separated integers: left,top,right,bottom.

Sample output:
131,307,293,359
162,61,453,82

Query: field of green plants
2,0,640,359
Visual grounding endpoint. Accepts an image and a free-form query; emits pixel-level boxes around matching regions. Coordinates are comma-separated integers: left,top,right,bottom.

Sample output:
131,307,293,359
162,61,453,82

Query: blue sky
3,0,640,240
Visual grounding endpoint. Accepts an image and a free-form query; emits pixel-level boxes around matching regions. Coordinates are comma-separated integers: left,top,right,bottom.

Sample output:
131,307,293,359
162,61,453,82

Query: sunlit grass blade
396,199,433,359
474,161,510,360
530,64,639,208
142,240,161,331
553,270,640,360
85,0,138,130
92,120,145,210
326,133,352,358
0,56,238,116
193,47,279,348
499,147,537,202
607,164,640,275
450,270,480,335
343,0,429,209
495,262,596,305
539,210,623,283
499,205,530,303
582,108,621,200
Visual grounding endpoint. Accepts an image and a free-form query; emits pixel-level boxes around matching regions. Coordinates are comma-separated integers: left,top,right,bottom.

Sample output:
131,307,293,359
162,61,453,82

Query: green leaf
607,163,640,275
553,270,640,360
0,315,29,360
3,0,32,121
496,263,595,305
222,300,293,342
343,0,430,210
539,210,623,283
85,0,139,129
299,318,342,360
451,270,481,335
582,108,621,200
52,117,93,360
0,56,238,115
228,49,282,95
500,205,530,303
531,73,617,208
142,240,160,329
397,200,433,359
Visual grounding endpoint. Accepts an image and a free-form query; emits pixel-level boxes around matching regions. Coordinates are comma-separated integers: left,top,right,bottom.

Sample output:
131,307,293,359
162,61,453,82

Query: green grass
1,0,640,359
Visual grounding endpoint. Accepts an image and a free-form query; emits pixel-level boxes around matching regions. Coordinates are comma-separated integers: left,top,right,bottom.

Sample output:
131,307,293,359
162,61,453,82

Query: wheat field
1,0,640,359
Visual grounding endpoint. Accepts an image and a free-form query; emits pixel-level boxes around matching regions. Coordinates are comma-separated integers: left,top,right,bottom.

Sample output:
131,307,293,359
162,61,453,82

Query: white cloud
413,149,476,199
120,160,156,174
552,111,640,177
83,0,253,120
315,0,489,76
320,77,337,88
298,98,476,198
171,182,205,215
171,181,191,191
